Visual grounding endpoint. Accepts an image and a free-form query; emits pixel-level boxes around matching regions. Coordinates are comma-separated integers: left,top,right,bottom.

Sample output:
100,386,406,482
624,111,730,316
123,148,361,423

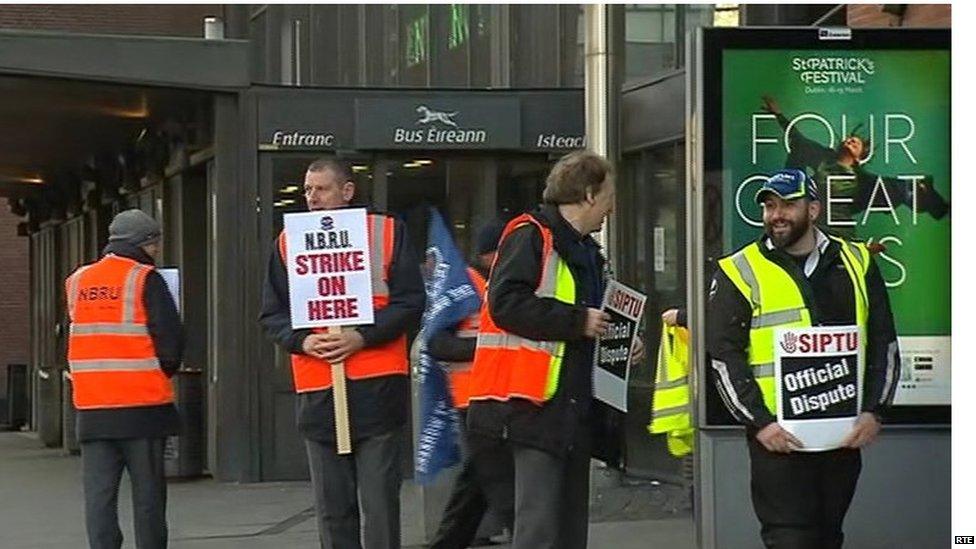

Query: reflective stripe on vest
278,213,408,392
468,214,577,405
66,255,174,410
649,324,692,438
717,236,869,415
446,268,487,409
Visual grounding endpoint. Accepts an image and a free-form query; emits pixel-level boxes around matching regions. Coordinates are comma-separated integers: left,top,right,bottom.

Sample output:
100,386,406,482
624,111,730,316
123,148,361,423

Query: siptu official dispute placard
774,325,863,451
594,280,647,412
284,208,374,329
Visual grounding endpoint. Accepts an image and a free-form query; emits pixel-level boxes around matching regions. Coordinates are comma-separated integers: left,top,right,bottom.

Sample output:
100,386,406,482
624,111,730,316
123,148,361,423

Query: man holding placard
466,151,644,549
260,158,424,549
707,169,900,549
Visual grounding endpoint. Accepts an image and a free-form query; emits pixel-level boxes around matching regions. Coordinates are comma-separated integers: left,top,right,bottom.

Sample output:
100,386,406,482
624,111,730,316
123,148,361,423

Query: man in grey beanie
108,208,164,252
65,208,183,549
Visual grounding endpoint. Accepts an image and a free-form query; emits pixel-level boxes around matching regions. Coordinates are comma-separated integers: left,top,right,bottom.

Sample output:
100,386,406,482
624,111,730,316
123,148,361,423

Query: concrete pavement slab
1,432,695,548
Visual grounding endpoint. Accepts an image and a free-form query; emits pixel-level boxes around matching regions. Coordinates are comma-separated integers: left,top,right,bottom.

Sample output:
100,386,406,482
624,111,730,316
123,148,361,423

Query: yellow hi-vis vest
716,235,870,415
648,323,693,457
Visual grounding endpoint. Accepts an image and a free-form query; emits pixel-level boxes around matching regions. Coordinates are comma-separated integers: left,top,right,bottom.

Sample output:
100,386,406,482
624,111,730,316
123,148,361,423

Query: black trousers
81,438,168,549
305,429,403,549
509,428,591,549
429,412,515,549
747,436,862,549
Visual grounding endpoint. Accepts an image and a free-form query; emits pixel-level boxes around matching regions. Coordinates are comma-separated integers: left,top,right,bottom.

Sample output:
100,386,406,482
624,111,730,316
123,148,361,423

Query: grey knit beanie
108,209,161,247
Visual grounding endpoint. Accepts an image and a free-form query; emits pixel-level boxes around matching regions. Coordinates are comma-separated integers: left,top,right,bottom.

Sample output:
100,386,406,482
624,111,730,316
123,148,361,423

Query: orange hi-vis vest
468,214,577,405
65,255,174,410
278,213,408,393
445,268,487,410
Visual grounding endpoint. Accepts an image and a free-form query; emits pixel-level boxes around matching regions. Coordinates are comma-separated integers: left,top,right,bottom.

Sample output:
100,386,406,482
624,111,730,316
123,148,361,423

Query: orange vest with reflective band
468,214,575,405
65,255,174,410
278,213,408,393
445,268,487,410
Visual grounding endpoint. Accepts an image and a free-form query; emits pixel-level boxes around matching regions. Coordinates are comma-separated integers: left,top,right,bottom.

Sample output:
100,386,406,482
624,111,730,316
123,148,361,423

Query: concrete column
583,3,626,503
583,4,623,254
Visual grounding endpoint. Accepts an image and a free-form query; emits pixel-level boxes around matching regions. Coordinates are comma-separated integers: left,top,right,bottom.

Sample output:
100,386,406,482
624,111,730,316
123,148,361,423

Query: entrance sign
283,208,374,329
594,280,647,412
774,325,862,451
283,207,375,454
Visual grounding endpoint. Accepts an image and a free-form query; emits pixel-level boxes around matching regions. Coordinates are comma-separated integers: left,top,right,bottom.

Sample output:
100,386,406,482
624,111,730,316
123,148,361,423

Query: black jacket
260,211,425,444
76,242,184,442
466,205,622,461
706,231,900,433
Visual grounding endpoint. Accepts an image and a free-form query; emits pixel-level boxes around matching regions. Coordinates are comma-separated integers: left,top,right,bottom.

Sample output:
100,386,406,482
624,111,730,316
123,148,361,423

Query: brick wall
0,4,226,37
847,4,951,28
0,209,29,401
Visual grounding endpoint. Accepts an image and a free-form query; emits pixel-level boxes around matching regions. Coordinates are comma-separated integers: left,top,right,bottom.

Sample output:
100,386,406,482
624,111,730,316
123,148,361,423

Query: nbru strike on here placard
284,208,375,329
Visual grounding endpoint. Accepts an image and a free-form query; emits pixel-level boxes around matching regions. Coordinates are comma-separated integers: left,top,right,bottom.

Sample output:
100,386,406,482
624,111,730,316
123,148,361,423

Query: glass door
382,153,551,260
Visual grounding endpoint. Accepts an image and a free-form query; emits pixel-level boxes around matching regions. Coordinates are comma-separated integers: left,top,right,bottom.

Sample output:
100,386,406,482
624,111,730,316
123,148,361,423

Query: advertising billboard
702,29,950,421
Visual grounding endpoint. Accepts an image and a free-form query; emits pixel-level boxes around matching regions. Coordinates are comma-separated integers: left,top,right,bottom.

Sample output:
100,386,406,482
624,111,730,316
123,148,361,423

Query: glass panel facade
400,5,430,86
363,5,398,86
251,4,585,89
511,5,560,87
430,4,470,87
625,5,678,83
624,4,719,84
310,5,340,85
469,4,492,87
560,5,584,87
338,5,362,86
253,5,756,88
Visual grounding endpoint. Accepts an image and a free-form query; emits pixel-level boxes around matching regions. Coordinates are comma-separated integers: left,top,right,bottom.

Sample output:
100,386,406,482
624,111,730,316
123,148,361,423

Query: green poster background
721,49,950,338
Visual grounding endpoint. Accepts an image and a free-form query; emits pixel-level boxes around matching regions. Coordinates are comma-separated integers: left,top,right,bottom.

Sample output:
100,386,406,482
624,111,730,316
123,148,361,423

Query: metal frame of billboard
689,25,950,549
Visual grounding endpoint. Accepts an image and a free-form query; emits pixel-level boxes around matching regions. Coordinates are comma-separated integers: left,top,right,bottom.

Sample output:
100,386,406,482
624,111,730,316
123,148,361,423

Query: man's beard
765,216,809,249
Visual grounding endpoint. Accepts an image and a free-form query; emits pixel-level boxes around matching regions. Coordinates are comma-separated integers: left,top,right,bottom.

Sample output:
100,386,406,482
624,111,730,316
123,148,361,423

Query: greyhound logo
416,105,459,127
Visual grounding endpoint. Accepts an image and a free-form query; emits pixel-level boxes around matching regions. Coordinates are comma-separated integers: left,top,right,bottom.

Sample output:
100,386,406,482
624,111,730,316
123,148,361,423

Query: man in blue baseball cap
707,168,901,548
754,168,820,251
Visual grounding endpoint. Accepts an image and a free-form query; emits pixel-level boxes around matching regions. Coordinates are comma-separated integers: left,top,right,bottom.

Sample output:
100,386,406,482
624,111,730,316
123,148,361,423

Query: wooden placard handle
329,325,352,454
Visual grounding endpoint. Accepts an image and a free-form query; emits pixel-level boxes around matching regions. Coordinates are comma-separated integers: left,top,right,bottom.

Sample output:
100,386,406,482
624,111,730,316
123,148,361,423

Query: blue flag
415,208,482,484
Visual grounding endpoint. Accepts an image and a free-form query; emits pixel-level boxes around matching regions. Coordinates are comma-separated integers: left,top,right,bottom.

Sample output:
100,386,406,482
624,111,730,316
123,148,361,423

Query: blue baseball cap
755,169,820,204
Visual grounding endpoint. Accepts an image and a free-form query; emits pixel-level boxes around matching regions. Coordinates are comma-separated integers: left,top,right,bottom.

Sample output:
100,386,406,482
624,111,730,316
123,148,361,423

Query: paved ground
0,432,694,548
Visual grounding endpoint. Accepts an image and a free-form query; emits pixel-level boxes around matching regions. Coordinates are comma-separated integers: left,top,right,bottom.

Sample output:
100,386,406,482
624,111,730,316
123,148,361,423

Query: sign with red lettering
283,208,374,328
774,325,863,451
594,280,647,412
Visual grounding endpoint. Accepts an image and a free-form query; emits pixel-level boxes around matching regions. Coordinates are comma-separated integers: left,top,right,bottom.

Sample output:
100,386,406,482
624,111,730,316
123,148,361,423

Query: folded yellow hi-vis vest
648,323,693,457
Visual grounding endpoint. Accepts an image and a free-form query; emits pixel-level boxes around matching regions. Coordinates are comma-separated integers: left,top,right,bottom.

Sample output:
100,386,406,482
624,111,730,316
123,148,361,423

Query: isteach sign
355,97,521,149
